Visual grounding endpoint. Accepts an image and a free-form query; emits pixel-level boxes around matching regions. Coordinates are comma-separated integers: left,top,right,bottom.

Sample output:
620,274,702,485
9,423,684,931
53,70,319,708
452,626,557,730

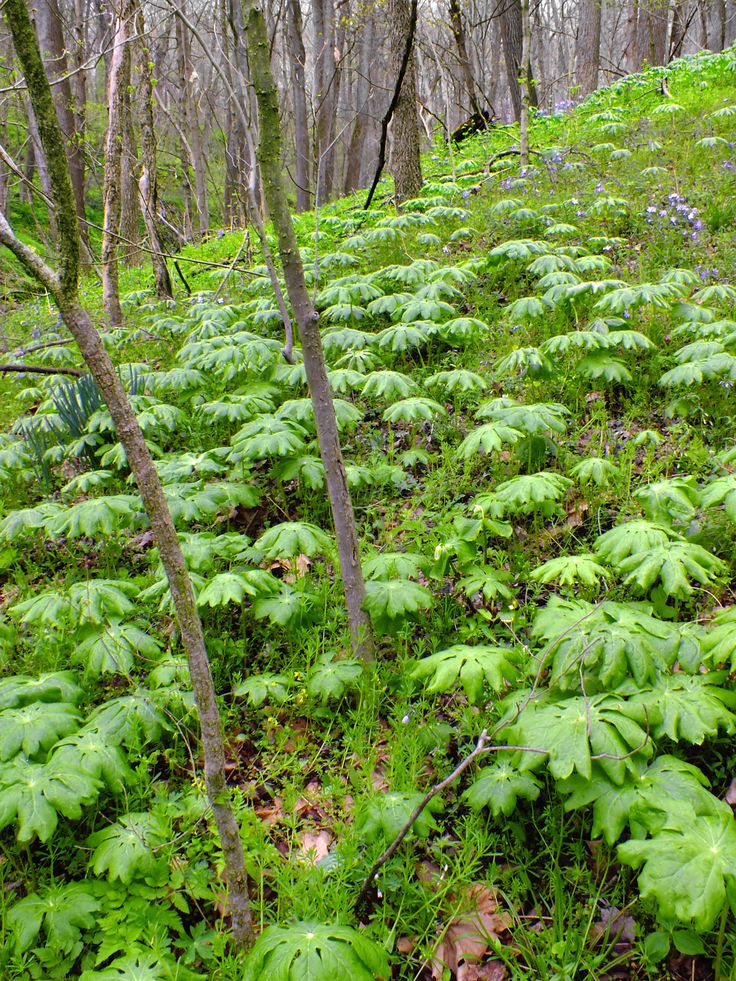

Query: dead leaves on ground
400,877,511,981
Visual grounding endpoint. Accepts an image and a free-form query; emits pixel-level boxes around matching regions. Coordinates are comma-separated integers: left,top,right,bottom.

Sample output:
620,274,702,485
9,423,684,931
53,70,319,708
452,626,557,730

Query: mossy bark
1,0,253,948
244,0,374,660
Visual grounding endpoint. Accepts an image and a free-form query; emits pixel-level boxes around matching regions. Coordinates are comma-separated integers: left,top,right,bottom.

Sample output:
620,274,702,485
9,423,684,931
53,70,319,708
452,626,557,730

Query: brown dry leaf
255,797,283,827
298,829,331,863
462,962,508,981
431,886,511,981
396,936,416,955
590,905,636,944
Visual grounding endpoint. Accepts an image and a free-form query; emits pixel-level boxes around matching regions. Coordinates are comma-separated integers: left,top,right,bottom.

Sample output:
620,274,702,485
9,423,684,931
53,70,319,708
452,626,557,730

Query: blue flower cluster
644,192,703,241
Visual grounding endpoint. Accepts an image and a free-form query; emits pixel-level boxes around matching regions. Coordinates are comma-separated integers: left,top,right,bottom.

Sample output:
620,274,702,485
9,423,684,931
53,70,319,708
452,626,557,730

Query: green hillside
2,48,736,980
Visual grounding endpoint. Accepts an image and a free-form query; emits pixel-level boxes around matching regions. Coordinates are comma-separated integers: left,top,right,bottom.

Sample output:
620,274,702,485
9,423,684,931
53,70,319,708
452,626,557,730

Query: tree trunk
31,0,89,258
1,0,254,947
387,0,422,201
575,0,602,96
133,1,173,298
244,0,375,661
448,0,481,115
176,3,209,238
519,0,531,166
313,0,337,203
343,11,374,194
101,1,131,328
499,0,537,122
286,0,311,210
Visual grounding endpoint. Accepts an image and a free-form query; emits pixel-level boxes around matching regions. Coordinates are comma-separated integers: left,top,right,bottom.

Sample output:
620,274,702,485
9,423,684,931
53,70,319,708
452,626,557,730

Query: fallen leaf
431,886,511,980
590,905,636,944
255,797,283,827
396,936,416,955
462,962,508,981
298,830,331,863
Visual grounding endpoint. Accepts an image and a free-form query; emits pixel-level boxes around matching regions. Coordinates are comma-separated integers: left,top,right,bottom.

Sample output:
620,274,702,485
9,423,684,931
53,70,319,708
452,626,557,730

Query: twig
355,729,490,917
0,362,82,376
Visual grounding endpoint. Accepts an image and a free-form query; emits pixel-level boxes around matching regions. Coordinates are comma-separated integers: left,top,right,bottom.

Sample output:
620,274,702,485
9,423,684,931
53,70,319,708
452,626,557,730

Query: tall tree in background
499,0,537,121
448,0,482,115
101,0,132,328
0,0,254,946
243,0,375,661
286,0,311,210
387,0,422,201
575,0,602,95
31,0,89,257
133,0,173,298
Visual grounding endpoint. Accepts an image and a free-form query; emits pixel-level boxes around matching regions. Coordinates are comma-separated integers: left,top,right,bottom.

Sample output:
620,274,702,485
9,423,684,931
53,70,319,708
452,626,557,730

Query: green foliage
363,579,433,631
411,644,520,703
306,655,363,703
356,791,443,842
243,921,390,981
485,471,573,517
464,761,542,816
88,811,170,883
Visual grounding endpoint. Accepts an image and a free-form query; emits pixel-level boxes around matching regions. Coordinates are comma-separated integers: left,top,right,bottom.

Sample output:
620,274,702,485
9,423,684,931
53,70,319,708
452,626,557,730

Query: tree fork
1,0,254,948
243,0,374,661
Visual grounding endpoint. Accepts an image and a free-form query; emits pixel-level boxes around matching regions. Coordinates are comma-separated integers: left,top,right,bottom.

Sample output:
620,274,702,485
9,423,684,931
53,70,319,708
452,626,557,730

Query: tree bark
1,0,253,948
519,0,531,166
286,0,311,209
244,0,374,661
101,1,131,328
31,0,89,258
176,3,209,237
499,0,537,121
448,0,481,115
133,1,173,298
386,0,422,201
575,0,602,96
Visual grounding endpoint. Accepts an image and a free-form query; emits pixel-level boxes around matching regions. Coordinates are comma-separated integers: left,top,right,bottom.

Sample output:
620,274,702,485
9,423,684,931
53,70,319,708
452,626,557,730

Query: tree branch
0,362,82,376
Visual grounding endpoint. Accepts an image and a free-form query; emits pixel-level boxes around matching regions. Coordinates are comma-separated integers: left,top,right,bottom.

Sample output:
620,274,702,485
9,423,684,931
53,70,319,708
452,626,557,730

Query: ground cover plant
4,46,736,981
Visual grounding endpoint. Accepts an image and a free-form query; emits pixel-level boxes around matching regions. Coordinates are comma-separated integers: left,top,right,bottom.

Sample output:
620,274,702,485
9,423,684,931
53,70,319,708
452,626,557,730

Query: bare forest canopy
0,0,733,265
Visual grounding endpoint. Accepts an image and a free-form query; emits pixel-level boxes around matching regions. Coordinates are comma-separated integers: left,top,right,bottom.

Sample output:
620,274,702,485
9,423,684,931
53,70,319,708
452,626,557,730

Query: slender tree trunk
1,0,254,947
387,0,422,201
286,0,311,209
499,0,537,122
448,0,481,115
575,0,602,95
133,1,173,298
176,4,209,237
101,1,131,328
244,0,374,660
344,11,374,193
31,0,89,258
519,0,531,166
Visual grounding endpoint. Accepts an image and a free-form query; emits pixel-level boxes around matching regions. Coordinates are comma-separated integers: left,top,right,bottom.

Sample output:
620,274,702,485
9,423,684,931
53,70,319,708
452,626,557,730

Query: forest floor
2,47,736,981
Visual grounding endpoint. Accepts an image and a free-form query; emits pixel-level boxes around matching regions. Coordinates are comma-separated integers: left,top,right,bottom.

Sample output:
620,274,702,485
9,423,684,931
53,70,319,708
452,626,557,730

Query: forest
2,0,736,979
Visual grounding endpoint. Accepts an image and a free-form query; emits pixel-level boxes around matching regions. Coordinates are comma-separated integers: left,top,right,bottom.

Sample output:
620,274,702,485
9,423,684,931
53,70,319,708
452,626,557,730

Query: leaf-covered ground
2,48,736,980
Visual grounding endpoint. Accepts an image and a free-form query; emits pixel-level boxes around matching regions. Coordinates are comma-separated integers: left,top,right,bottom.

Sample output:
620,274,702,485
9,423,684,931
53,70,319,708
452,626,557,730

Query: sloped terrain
2,49,736,980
